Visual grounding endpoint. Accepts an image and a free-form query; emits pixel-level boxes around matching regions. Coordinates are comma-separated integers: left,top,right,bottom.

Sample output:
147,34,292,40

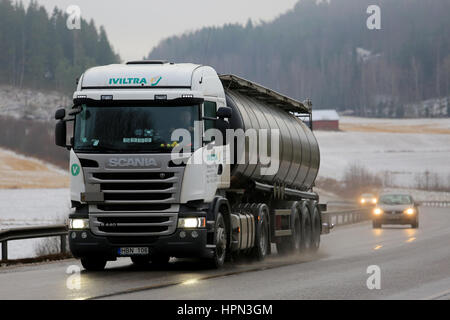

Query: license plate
118,247,149,256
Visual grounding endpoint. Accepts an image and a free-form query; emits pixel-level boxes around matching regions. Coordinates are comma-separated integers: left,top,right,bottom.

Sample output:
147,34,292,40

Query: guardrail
419,201,450,208
328,209,370,226
0,208,370,262
0,225,67,261
321,208,370,234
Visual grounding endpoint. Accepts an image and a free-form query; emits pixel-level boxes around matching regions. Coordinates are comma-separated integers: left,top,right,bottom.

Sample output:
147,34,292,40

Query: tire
251,204,270,261
207,211,228,268
310,202,321,252
276,204,301,255
131,256,151,266
411,217,419,229
372,221,381,229
81,257,107,271
300,203,312,252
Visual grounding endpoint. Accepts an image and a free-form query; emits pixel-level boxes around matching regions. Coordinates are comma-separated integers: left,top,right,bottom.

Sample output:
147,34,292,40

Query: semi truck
54,61,329,271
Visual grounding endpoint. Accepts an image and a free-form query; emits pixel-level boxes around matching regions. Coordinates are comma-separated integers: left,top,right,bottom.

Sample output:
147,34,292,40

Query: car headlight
373,208,383,215
178,217,206,229
361,199,366,204
404,208,415,215
69,218,89,230
372,198,377,204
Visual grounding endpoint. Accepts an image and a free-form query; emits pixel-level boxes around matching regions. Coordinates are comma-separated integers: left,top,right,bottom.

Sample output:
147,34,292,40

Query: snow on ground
0,85,70,121
341,116,450,128
340,116,450,134
315,129,450,187
0,188,70,259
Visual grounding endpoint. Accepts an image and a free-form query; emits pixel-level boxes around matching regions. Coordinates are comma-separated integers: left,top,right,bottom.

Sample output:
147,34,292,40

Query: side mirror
216,119,230,145
55,120,67,148
217,106,232,119
55,108,66,120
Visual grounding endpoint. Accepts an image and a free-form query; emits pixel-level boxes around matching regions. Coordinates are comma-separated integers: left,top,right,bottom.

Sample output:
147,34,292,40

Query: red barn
312,110,340,131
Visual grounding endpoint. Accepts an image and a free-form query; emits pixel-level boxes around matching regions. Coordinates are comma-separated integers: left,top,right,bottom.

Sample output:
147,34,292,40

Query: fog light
179,231,186,239
191,231,199,238
81,232,87,239
69,218,89,230
178,217,206,229
71,232,76,239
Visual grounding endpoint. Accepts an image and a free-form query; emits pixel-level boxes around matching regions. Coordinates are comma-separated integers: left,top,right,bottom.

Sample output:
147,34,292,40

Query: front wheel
81,257,107,271
207,212,228,268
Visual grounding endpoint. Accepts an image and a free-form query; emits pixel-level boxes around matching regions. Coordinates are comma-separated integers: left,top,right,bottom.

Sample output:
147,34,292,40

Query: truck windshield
74,104,199,153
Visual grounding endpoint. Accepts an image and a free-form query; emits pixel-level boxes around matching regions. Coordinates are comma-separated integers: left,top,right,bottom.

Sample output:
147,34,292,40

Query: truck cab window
203,101,217,132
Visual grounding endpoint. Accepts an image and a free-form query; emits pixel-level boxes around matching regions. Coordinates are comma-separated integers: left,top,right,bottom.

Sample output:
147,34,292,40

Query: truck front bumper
68,228,213,260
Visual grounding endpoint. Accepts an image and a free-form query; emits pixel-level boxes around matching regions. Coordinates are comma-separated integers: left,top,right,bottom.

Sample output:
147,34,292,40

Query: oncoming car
372,193,419,229
359,193,377,206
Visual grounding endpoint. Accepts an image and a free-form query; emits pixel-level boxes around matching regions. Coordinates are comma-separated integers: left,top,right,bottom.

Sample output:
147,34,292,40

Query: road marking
373,245,383,250
423,288,450,300
182,279,199,285
83,257,316,300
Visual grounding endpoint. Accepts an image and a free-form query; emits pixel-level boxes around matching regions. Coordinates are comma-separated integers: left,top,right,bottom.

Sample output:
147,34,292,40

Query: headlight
178,217,206,229
404,208,415,215
372,198,377,204
360,199,366,204
373,208,383,215
69,218,89,230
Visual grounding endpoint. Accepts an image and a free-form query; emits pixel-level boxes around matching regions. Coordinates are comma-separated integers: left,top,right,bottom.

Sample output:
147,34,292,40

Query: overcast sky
22,0,298,61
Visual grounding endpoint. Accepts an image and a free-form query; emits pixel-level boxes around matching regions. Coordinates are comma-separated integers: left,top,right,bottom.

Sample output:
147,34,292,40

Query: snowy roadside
315,130,450,187
0,188,70,260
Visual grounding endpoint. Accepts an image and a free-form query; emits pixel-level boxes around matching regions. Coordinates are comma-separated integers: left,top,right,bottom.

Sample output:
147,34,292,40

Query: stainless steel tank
226,90,320,191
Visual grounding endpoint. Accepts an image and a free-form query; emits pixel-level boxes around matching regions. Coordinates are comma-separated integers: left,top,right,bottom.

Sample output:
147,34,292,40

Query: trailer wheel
251,204,270,261
81,257,107,271
276,204,301,255
300,203,312,252
207,212,227,268
310,203,321,252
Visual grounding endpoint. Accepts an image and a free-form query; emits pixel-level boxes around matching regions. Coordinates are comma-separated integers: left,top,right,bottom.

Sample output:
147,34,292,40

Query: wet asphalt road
0,206,449,300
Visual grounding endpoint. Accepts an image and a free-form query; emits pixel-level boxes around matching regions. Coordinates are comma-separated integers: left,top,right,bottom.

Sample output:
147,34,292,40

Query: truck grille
90,213,177,236
103,193,172,201
89,171,179,205
96,204,172,212
78,153,186,236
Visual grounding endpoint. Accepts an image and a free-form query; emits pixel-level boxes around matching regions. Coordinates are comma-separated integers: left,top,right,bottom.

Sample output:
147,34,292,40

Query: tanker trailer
54,61,329,271
220,75,325,256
